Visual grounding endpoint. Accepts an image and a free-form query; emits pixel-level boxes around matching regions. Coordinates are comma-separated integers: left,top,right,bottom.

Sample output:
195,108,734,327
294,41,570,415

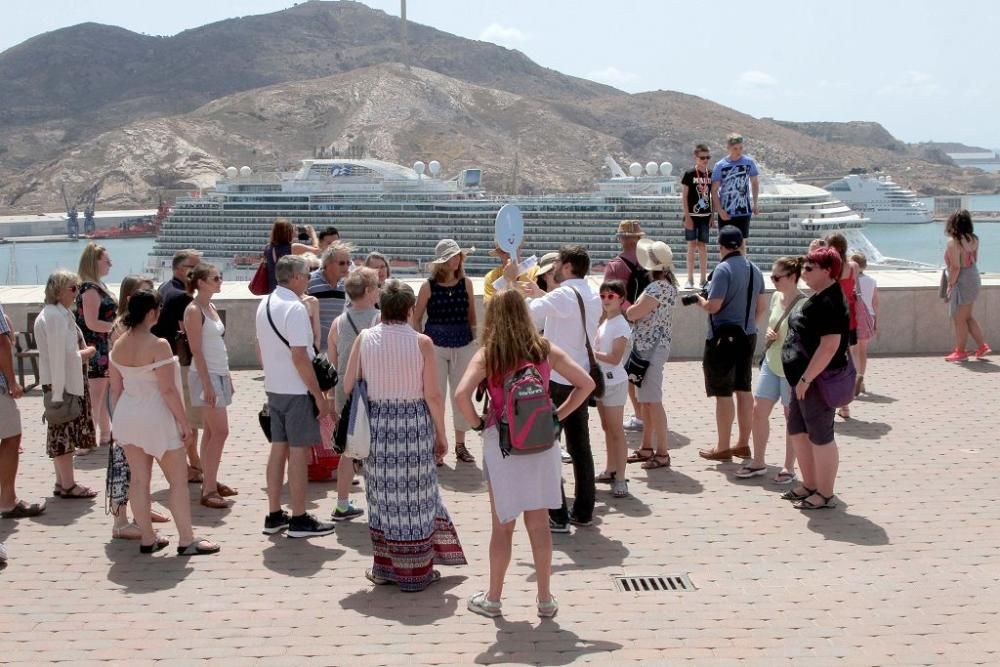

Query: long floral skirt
365,398,467,591
44,374,97,458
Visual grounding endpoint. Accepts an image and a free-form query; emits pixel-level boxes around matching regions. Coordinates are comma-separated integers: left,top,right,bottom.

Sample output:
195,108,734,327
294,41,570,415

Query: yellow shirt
483,264,539,303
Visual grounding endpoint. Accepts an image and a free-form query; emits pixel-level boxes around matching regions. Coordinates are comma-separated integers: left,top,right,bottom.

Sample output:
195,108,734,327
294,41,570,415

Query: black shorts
684,217,710,244
848,329,858,346
703,331,757,397
787,386,836,445
725,215,751,239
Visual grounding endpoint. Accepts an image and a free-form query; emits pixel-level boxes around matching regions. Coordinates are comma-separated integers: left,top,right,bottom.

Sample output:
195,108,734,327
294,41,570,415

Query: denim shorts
684,217,710,244
188,370,234,408
754,361,791,407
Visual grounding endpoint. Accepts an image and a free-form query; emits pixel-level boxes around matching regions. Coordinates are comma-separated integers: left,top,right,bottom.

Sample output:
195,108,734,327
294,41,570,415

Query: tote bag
343,330,371,459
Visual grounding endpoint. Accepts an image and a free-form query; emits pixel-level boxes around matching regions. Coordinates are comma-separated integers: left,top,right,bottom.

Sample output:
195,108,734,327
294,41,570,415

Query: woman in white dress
109,289,220,556
455,289,593,619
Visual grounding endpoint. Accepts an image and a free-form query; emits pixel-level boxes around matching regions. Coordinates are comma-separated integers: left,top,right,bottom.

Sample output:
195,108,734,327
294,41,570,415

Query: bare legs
88,378,111,444
52,453,79,491
266,443,288,514
265,442,314,517
751,398,796,477
789,432,838,502
199,407,229,496
124,445,196,546
715,392,753,451
953,303,987,351
484,486,553,605
335,454,354,506
597,404,626,480
640,401,669,457
0,435,21,510
686,242,708,285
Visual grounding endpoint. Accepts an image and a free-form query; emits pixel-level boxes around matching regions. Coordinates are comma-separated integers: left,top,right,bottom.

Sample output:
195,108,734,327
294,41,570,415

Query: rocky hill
1,0,997,211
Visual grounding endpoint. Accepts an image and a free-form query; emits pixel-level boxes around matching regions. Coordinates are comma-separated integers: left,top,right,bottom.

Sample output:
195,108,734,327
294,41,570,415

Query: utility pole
400,0,410,71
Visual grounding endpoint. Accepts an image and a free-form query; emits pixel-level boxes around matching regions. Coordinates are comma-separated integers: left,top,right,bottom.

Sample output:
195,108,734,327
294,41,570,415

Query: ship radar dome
428,160,441,177
413,161,426,176
628,162,643,177
239,166,252,177
226,167,238,178
659,162,673,176
645,161,658,176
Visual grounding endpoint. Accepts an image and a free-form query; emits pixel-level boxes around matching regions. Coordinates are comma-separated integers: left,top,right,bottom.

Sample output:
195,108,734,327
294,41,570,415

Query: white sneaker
560,447,572,463
623,416,644,431
683,279,694,289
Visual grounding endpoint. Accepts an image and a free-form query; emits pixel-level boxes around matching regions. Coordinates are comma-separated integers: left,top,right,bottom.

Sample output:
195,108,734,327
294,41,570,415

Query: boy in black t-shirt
680,143,714,288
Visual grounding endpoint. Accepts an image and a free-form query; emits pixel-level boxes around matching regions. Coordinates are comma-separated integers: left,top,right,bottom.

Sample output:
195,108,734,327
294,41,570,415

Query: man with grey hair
153,248,205,480
256,255,335,538
307,242,352,350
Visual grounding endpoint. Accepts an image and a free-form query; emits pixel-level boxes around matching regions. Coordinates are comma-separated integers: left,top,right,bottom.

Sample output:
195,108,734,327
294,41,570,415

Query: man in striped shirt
307,242,352,351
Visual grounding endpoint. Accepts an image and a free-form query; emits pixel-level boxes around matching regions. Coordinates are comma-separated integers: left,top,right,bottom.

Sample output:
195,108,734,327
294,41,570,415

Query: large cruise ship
823,173,933,224
149,157,881,280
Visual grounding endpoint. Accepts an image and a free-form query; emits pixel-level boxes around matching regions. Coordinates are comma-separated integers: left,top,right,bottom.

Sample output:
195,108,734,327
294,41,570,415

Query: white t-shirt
596,314,632,386
857,273,877,314
255,286,315,395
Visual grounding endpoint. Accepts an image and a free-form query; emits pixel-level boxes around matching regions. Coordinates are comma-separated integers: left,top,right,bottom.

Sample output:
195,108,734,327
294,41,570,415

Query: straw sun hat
428,238,474,264
636,238,674,272
535,252,560,276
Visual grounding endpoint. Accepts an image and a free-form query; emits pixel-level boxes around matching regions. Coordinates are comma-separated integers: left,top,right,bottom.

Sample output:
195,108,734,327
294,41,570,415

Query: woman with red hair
779,247,850,510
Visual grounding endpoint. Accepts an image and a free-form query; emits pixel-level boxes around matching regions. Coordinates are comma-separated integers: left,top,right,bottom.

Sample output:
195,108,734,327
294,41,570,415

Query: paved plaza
1,356,999,665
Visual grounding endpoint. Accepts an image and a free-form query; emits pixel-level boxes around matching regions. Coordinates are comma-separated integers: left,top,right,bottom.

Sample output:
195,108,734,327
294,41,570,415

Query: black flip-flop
177,539,220,556
1,500,47,519
140,537,170,554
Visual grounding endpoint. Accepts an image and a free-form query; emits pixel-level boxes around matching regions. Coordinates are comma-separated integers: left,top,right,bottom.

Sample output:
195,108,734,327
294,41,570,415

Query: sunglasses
770,273,788,281
697,155,711,161
209,275,223,283
336,260,350,266
68,285,79,293
802,265,816,273
600,293,622,301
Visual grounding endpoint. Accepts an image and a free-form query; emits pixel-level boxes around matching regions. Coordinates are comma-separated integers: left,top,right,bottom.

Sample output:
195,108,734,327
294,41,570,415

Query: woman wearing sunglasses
779,247,850,510
183,263,236,510
736,256,804,483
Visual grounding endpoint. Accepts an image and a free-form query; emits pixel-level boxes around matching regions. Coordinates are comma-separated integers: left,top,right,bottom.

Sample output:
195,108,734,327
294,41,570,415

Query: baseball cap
718,225,744,249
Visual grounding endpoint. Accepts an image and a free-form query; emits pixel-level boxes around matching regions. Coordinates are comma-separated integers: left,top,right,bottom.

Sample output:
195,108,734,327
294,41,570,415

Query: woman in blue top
263,219,319,293
412,239,478,466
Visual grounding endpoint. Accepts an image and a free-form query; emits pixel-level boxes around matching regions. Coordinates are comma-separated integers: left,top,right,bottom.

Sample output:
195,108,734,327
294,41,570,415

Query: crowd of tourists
0,136,990,620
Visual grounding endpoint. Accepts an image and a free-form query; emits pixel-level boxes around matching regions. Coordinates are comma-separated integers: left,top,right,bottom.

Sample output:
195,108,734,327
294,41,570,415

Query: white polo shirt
255,286,315,395
527,277,601,385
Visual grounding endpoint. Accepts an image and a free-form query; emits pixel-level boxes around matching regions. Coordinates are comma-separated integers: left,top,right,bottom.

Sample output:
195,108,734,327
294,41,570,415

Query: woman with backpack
455,289,594,619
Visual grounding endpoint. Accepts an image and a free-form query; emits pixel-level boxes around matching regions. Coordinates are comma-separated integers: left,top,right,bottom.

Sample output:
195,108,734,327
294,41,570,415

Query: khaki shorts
0,393,21,439
180,366,204,429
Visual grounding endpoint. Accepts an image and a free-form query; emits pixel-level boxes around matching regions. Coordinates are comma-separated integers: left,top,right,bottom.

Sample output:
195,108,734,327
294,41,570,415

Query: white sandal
467,592,502,618
537,596,559,618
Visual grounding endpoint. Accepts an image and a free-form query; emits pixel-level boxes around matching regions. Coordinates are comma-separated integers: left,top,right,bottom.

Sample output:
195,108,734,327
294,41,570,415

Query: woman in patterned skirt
34,271,99,499
343,279,467,591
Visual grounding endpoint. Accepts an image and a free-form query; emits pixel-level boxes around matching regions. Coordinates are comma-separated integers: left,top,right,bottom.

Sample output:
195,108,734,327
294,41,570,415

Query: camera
297,226,310,242
681,287,708,306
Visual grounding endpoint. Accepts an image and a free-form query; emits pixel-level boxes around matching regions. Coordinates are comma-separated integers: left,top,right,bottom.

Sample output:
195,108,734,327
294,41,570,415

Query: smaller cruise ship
823,173,933,224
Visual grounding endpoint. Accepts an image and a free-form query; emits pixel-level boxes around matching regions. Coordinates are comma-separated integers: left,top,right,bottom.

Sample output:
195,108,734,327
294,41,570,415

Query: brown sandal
455,444,475,463
200,492,229,509
627,448,654,464
216,482,239,497
187,467,204,484
641,454,671,470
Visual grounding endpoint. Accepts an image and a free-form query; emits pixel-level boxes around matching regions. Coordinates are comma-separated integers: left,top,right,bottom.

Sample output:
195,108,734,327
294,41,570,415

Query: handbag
175,330,192,366
258,402,272,440
569,288,605,399
249,247,275,296
938,269,949,301
43,389,83,425
265,294,338,391
710,255,756,351
624,348,651,387
105,444,130,515
814,353,857,408
343,330,371,459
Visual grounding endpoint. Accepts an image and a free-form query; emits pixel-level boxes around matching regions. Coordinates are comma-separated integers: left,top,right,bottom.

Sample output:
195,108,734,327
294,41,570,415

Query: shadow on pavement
475,619,622,665
594,493,652,519
437,464,487,494
834,418,892,439
339,573,464,624
805,507,890,546
960,360,999,373
330,518,374,556
546,526,630,573
854,392,898,404
105,543,194,592
641,467,705,495
30,497,97,526
623,429,692,450
261,538,344,577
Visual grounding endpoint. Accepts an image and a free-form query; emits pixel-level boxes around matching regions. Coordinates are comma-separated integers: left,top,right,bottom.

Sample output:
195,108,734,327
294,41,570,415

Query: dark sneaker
549,518,570,534
287,513,336,538
262,510,291,535
568,514,592,527
331,502,364,522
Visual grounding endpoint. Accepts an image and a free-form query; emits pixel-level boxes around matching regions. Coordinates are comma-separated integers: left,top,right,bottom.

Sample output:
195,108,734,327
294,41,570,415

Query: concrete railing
2,270,997,368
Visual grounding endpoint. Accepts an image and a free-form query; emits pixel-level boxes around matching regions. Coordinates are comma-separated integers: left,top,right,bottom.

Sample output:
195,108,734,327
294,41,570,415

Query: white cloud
586,66,640,88
738,70,778,88
878,70,942,97
479,23,528,48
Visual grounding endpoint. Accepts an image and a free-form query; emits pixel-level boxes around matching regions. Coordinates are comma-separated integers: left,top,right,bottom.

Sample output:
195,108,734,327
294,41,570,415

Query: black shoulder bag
265,294,338,392
570,287,605,400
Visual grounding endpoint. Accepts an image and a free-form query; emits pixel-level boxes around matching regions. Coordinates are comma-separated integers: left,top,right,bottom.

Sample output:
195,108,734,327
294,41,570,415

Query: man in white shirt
511,244,601,532
256,255,335,539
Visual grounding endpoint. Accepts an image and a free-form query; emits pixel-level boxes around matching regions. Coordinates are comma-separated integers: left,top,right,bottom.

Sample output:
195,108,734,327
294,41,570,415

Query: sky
3,0,998,150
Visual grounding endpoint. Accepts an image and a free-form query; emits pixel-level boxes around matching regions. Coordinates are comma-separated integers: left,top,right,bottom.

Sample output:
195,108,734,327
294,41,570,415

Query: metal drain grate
613,574,696,593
